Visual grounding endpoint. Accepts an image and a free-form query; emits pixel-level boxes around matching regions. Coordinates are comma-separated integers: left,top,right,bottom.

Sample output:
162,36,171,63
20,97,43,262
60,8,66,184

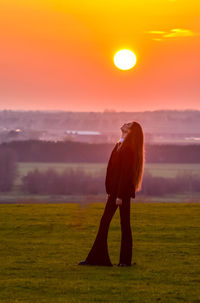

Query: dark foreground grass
0,202,199,303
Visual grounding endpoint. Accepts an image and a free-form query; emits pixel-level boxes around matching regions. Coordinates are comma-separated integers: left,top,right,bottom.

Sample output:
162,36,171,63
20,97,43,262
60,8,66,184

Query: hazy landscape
1,109,200,144
0,110,200,204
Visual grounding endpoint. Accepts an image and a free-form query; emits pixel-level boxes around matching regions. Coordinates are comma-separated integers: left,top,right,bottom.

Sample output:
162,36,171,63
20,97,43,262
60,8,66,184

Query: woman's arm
105,142,119,194
116,148,134,201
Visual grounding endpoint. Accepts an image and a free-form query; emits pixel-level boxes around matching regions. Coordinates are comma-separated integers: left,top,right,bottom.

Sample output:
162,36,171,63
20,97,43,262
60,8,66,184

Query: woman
78,121,145,267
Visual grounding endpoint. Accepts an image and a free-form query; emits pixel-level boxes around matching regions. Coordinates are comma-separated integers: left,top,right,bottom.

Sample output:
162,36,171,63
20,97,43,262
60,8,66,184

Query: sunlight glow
114,49,137,70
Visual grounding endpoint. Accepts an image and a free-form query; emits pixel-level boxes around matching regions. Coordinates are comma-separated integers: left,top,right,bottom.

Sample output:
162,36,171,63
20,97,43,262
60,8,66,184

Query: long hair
118,121,145,192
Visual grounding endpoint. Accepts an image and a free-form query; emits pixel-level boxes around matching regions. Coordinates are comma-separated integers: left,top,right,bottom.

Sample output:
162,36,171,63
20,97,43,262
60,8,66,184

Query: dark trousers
85,194,132,266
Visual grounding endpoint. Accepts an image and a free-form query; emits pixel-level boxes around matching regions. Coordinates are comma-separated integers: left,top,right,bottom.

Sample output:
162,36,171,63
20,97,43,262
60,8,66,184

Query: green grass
0,202,200,302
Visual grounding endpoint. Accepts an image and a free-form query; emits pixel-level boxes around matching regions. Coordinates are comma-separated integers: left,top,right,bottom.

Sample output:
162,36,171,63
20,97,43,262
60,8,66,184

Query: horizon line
0,108,200,113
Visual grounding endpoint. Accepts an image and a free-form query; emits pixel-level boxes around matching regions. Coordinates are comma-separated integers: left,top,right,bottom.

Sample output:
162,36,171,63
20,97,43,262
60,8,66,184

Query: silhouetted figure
78,121,145,267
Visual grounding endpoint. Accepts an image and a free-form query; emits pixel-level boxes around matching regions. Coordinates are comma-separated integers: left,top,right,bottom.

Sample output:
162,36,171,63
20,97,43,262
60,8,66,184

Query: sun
114,49,137,70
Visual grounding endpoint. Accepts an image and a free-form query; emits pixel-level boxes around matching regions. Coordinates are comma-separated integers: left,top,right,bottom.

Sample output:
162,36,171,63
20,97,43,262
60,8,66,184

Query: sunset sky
0,0,200,111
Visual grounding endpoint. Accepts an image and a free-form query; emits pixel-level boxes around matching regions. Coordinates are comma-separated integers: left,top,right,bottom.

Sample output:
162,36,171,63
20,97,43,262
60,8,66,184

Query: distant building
0,128,40,143
63,130,108,143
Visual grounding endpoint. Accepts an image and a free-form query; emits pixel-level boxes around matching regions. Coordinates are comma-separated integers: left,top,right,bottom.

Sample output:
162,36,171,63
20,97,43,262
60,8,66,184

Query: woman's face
120,122,133,134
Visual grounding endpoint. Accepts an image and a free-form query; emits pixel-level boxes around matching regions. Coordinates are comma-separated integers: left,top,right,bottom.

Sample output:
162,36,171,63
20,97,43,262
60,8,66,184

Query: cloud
146,30,166,35
146,28,199,41
163,28,198,38
152,38,163,41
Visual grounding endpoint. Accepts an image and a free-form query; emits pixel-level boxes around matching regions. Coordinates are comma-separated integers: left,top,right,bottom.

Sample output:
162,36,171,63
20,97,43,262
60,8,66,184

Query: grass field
0,202,199,302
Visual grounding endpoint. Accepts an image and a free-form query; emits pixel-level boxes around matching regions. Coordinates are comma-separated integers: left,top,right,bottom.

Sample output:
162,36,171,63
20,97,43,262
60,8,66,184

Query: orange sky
0,0,200,111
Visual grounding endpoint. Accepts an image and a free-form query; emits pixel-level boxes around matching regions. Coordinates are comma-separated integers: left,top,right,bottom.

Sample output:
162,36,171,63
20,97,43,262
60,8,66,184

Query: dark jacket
105,142,135,199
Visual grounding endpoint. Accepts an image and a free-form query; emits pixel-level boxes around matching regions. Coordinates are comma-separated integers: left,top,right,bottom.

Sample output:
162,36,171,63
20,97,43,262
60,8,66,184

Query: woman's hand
116,198,122,205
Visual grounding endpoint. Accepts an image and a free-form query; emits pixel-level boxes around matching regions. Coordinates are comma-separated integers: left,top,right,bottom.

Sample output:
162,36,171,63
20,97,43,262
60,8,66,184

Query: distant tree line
142,172,200,196
1,140,200,163
21,168,200,196
0,147,200,196
21,168,104,195
0,147,18,191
